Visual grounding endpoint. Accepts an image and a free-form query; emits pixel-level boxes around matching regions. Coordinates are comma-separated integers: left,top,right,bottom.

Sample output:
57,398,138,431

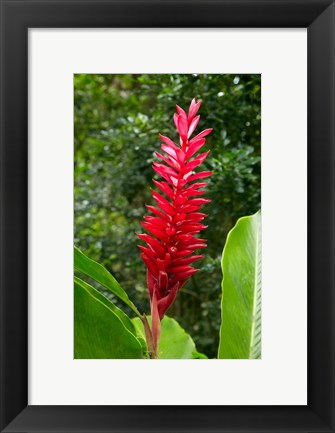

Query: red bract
138,98,213,356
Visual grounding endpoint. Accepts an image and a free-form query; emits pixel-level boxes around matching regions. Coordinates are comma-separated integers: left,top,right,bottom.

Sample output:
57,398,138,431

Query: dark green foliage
74,73,261,358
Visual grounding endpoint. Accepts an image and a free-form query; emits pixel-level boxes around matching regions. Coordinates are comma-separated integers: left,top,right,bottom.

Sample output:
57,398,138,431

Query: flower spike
138,98,213,356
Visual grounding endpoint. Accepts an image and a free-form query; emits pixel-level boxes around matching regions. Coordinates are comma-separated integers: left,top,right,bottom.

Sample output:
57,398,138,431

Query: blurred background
74,73,261,358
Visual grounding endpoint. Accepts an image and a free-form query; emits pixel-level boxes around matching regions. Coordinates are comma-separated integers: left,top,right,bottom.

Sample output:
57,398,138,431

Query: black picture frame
1,0,334,432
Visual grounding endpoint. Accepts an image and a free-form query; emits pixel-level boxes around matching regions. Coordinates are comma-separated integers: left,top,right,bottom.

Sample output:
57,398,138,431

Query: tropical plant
74,211,261,359
218,211,261,359
137,99,213,357
74,73,261,358
74,88,261,359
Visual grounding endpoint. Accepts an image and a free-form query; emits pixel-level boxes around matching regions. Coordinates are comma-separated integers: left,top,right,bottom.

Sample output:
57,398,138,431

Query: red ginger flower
138,98,213,355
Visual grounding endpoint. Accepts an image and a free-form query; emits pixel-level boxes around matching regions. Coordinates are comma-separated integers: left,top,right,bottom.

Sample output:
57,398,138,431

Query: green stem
141,314,159,359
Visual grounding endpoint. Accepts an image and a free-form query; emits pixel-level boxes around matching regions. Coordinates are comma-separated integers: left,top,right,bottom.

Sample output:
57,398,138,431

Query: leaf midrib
249,215,260,359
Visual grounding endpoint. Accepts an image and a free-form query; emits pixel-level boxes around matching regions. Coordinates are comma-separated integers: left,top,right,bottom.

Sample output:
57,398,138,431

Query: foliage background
74,74,261,358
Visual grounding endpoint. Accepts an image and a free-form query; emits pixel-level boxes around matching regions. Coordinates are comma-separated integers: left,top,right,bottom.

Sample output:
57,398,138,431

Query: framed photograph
1,0,334,432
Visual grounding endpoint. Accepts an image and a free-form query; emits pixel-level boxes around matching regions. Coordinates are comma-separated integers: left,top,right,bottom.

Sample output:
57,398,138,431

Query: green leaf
75,276,143,342
218,210,261,359
132,316,208,359
74,246,141,317
74,277,145,358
